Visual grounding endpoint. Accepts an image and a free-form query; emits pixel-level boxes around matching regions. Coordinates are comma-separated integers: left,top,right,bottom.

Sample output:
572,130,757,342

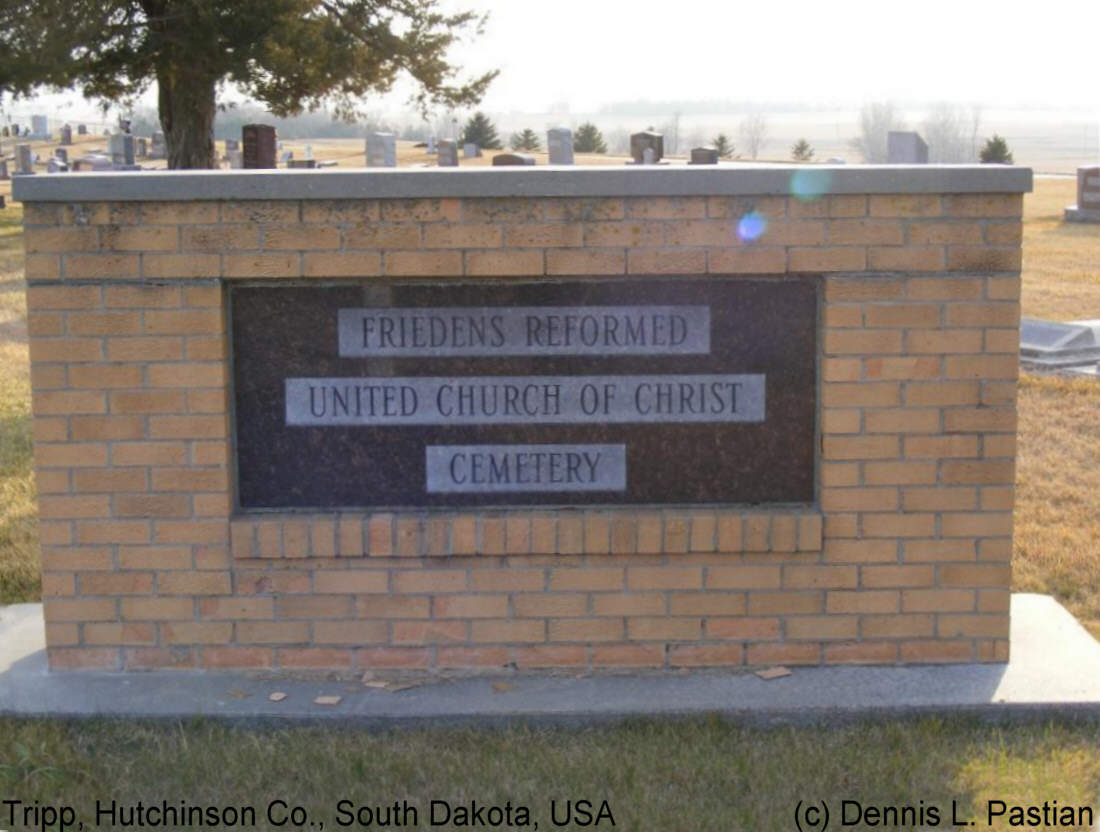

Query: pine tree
509,128,540,151
980,134,1014,164
712,133,734,158
791,138,814,162
574,122,607,154
461,112,502,149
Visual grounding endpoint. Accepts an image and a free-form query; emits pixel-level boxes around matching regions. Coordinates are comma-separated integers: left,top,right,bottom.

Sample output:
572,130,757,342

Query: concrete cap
13,164,1033,202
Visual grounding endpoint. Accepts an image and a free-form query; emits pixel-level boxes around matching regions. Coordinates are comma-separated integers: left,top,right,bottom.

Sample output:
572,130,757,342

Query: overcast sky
448,0,1100,112
9,0,1100,122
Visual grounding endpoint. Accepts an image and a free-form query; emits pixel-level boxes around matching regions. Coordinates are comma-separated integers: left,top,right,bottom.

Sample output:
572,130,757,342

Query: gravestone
47,158,68,174
287,159,318,169
279,151,293,164
59,124,72,146
547,127,574,164
136,138,147,158
437,139,459,167
54,148,67,163
1064,166,1100,222
150,131,166,159
887,131,929,164
630,131,663,164
689,147,719,165
0,160,8,180
77,124,87,135
108,134,126,166
492,152,536,166
1020,317,1100,369
15,144,33,175
226,149,243,169
242,124,277,169
31,114,49,139
123,134,136,167
72,154,113,172
463,142,480,159
426,136,437,154
366,132,397,168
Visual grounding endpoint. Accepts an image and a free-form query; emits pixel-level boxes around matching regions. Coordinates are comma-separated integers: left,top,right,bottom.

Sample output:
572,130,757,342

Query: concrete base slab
1,594,1099,725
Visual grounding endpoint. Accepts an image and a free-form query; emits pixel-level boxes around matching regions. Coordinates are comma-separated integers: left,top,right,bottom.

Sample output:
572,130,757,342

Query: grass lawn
1,179,1100,825
1,716,1099,831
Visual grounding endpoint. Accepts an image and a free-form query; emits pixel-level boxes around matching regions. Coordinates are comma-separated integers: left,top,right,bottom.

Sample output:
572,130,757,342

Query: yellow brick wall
23,192,1022,670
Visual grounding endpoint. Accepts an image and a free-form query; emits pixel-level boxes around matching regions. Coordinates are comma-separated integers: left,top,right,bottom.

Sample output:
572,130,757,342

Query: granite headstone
437,139,459,167
366,132,397,167
243,124,277,169
547,127,574,165
887,131,929,164
630,131,663,164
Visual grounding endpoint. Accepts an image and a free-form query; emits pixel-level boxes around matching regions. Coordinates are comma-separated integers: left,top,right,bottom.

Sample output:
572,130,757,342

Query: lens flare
737,210,767,242
790,169,832,202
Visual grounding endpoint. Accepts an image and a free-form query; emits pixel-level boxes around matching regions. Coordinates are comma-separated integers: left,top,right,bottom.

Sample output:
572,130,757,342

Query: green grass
0,716,1098,831
0,203,37,604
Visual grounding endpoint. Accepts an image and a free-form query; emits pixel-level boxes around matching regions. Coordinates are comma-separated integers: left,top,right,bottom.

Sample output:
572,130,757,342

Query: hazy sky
448,0,1100,112
8,0,1100,122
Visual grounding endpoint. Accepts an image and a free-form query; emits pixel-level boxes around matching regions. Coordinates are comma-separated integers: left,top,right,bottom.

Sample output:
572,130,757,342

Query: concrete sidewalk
1,594,1098,725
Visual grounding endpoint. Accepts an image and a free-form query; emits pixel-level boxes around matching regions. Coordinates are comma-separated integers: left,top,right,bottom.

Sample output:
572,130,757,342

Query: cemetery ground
0,178,1099,827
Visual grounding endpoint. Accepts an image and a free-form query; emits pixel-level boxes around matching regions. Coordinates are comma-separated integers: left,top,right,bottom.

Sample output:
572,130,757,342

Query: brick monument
15,165,1030,672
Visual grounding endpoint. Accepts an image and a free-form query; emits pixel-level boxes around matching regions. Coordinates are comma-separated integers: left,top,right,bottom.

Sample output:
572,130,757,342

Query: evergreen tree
980,134,1014,164
509,128,540,151
461,112,502,149
791,138,814,162
712,133,734,158
0,0,497,169
573,122,607,153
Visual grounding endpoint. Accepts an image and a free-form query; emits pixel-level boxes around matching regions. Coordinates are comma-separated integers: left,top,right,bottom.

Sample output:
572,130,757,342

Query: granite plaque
231,277,817,508
425,444,627,493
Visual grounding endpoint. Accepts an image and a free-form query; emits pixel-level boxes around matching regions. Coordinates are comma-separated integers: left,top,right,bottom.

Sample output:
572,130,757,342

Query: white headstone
366,132,397,167
47,158,68,173
426,136,437,154
547,127,574,165
31,114,49,139
463,142,480,159
109,133,127,166
227,149,243,169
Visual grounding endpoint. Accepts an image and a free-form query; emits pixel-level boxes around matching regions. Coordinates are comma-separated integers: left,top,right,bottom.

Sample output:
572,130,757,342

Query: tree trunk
157,64,217,170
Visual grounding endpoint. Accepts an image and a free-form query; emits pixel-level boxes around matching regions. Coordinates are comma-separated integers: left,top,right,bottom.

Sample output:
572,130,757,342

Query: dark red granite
230,277,817,509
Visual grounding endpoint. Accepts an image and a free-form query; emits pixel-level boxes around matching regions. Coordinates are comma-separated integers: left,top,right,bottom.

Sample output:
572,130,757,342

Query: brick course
22,189,1021,671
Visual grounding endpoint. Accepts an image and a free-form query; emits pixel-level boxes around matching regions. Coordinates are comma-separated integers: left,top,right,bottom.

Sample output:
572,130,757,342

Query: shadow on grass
0,710,1098,830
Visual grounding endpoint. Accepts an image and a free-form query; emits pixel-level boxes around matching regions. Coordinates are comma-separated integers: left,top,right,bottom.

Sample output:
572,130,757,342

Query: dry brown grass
1014,180,1100,639
1021,177,1100,321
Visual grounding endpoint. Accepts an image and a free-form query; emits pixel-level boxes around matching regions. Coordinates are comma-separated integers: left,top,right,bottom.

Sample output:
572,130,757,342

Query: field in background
0,179,1099,629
